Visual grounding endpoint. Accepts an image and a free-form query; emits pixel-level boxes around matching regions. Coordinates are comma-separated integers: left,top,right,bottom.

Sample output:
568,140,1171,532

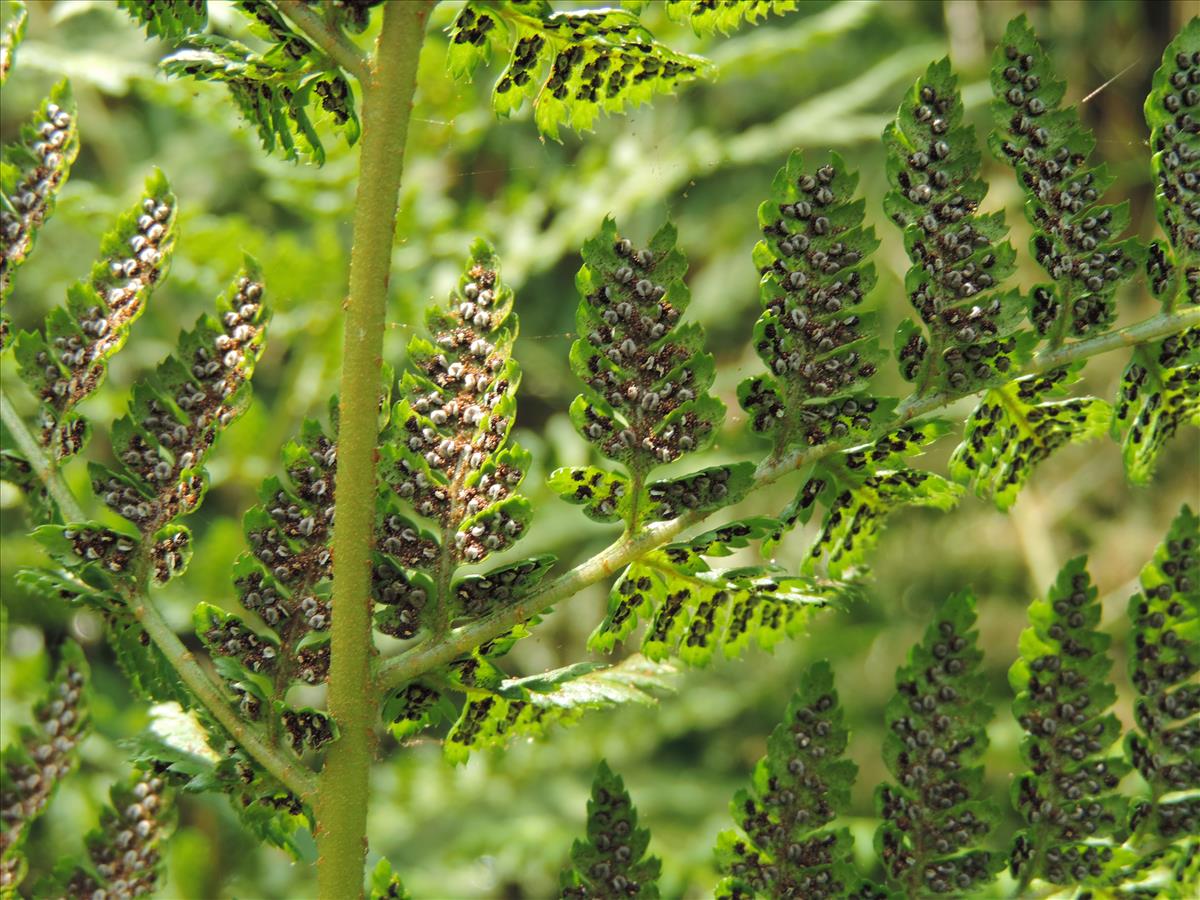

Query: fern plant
1,2,1198,896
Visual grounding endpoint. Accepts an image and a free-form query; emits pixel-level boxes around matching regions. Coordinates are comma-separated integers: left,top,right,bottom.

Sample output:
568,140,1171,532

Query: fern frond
950,365,1111,509
567,217,725,530
739,151,888,453
991,16,1142,344
115,0,207,40
715,660,867,899
1,81,79,325
1010,557,1130,889
1127,505,1199,841
663,0,797,36
442,656,673,764
884,58,1030,395
0,0,26,86
369,858,412,900
590,519,841,665
876,590,998,895
447,2,712,140
560,761,661,899
54,768,175,898
0,641,88,894
766,422,962,577
1113,20,1200,482
13,171,177,461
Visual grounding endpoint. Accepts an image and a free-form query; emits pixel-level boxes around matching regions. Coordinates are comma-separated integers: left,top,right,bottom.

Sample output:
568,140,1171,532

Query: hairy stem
0,389,85,522
376,305,1200,691
316,3,430,897
276,0,370,84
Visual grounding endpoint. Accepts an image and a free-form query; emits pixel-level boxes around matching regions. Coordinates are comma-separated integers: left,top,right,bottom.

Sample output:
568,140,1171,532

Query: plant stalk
375,305,1200,691
0,389,85,522
316,3,430,897
276,0,370,84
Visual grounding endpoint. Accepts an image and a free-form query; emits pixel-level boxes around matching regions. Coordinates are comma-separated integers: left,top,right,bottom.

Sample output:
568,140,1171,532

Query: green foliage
0,0,26,87
568,218,726,529
950,365,1111,509
767,422,962,577
1,80,78,326
1010,558,1130,889
0,641,88,894
714,660,864,899
663,0,797,36
561,760,660,899
1114,20,1200,483
442,656,672,765
590,519,841,665
1127,505,1199,841
991,16,1142,344
116,0,208,41
876,591,997,895
447,2,711,140
13,171,176,463
369,858,412,900
738,151,887,452
52,768,175,898
884,58,1029,395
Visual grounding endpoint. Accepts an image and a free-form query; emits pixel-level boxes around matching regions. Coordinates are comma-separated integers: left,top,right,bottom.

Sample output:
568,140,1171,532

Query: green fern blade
885,57,1028,393
0,0,26,87
664,0,797,36
1145,17,1200,309
1010,558,1129,889
950,367,1111,509
1126,505,1199,840
991,16,1142,342
1,81,79,326
117,0,207,39
1113,333,1200,485
876,590,999,895
561,760,661,899
14,169,177,459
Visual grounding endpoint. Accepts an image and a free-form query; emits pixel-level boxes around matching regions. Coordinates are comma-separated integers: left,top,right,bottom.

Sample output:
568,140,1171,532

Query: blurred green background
1,0,1197,897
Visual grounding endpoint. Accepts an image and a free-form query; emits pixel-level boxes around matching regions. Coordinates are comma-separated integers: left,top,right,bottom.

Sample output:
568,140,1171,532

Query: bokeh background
2,0,1197,896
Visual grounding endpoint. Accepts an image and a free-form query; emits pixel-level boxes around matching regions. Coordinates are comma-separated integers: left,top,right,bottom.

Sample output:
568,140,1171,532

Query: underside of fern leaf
663,0,797,36
1127,505,1199,842
884,58,1030,396
1010,557,1130,889
1113,19,1200,482
715,660,866,899
561,761,660,899
876,590,998,895
447,2,712,140
739,151,888,453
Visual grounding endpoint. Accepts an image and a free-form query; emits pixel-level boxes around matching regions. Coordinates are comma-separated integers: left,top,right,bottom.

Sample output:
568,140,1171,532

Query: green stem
276,0,370,84
0,389,85,521
375,305,1200,691
316,3,430,898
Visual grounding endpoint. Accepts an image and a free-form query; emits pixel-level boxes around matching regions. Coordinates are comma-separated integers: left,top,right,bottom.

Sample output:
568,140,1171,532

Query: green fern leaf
13,170,177,461
447,2,711,140
766,422,961,577
0,0,26,87
1113,21,1200,482
116,0,207,40
443,656,673,764
1127,505,1199,841
0,640,88,894
884,58,1031,395
53,768,175,898
567,217,726,530
589,531,840,665
560,761,661,899
714,660,867,899
1010,557,1130,889
950,365,1111,509
991,16,1142,343
876,591,999,895
664,0,797,36
739,151,889,452
1,81,79,328
369,858,412,900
